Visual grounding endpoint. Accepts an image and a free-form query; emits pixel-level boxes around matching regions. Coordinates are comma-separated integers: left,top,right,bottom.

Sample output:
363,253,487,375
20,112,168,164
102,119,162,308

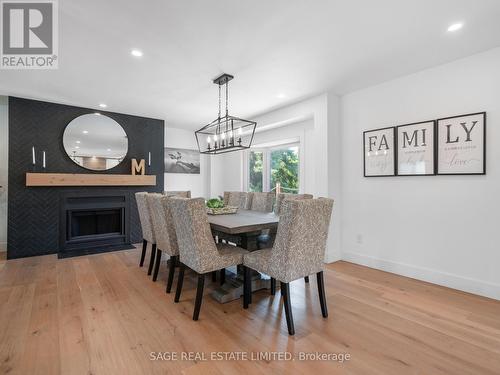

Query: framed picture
437,112,486,175
396,121,435,176
363,127,396,177
164,148,200,174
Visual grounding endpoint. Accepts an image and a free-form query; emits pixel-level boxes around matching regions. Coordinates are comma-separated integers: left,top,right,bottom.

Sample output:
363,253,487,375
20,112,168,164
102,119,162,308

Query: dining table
207,209,279,303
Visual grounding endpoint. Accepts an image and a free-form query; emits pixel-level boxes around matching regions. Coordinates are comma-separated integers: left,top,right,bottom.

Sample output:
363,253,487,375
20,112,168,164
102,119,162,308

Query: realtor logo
1,0,58,69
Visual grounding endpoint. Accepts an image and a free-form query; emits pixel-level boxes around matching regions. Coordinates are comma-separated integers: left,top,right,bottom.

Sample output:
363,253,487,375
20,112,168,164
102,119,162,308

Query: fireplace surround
7,97,164,259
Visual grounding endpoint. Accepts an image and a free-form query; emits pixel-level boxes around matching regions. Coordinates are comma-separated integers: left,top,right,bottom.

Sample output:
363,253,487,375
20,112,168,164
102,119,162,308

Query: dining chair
257,193,314,256
148,194,180,292
248,192,274,212
164,190,191,198
169,197,248,321
243,198,334,335
135,192,157,275
223,191,249,209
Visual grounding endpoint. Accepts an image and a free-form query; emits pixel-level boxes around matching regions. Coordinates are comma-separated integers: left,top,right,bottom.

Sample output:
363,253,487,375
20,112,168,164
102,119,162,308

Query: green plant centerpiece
206,197,238,215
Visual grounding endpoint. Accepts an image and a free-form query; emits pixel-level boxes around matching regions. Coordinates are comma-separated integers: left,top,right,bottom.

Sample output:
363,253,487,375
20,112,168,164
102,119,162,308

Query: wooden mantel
26,173,156,187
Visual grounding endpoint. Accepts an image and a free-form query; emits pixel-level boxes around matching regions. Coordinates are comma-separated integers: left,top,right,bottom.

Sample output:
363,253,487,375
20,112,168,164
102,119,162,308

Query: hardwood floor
0,247,499,375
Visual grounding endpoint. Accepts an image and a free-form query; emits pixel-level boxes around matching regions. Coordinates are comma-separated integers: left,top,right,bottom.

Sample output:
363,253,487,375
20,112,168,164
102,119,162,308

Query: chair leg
152,249,162,282
193,273,205,321
147,244,157,275
317,271,328,318
270,278,276,295
166,255,176,293
220,268,226,285
243,266,252,309
281,282,295,335
139,239,147,267
211,271,217,282
174,263,185,303
304,276,310,283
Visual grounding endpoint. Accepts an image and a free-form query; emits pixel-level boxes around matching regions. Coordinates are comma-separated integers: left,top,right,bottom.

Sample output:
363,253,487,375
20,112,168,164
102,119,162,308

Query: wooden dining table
207,209,279,303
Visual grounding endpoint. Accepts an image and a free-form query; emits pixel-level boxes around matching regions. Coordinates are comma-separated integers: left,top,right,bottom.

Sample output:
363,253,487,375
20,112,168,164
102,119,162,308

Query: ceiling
1,0,500,129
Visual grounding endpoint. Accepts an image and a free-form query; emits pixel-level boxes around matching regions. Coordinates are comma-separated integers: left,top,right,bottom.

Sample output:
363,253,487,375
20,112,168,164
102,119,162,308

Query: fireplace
59,191,133,258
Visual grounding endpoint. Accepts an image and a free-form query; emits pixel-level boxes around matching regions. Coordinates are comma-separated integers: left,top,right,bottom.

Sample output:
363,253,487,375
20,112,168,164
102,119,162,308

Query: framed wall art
164,148,201,174
363,127,396,177
396,121,435,176
436,112,486,175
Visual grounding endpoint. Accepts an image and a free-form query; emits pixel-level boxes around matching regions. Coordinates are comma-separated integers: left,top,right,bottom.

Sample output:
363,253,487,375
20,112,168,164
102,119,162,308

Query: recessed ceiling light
447,22,463,32
277,93,286,99
75,146,80,149
99,103,107,108
82,130,89,134
75,140,81,144
131,49,143,57
107,149,111,152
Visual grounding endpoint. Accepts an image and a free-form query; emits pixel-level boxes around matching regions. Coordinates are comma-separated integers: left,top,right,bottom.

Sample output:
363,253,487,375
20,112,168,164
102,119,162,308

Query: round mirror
63,113,128,171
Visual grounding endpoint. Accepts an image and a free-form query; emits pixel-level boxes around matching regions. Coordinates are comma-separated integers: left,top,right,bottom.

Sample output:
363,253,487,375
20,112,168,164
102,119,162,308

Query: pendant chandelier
195,73,256,155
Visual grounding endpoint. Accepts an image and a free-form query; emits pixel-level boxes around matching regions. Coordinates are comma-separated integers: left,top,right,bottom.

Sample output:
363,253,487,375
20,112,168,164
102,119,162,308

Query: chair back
164,190,191,198
223,191,248,209
147,193,179,256
274,193,313,215
248,192,274,212
271,198,334,282
169,197,219,273
135,192,155,243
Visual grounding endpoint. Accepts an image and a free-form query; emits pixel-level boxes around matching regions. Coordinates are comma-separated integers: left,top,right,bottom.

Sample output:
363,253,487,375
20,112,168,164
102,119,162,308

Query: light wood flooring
0,247,499,375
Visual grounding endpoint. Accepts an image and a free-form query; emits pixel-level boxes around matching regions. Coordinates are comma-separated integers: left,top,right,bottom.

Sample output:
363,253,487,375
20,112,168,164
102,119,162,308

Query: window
247,143,300,193
248,151,263,192
270,146,299,194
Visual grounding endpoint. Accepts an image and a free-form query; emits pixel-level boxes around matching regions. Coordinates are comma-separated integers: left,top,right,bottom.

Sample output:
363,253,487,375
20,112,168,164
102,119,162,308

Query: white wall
0,96,8,252
164,127,210,198
340,47,500,299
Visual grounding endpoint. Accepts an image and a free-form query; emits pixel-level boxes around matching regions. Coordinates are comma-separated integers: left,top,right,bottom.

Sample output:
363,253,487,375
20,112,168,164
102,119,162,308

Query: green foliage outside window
249,151,263,192
270,147,299,194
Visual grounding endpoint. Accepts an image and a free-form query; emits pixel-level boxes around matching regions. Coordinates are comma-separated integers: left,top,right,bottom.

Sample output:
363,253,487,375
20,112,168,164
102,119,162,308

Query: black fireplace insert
59,192,133,258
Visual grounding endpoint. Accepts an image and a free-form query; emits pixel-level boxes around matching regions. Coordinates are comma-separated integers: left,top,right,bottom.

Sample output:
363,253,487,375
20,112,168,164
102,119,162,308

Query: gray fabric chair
243,198,334,335
148,194,180,292
164,190,191,198
135,192,157,275
247,192,274,212
257,193,314,253
274,193,313,215
223,191,249,209
169,197,249,321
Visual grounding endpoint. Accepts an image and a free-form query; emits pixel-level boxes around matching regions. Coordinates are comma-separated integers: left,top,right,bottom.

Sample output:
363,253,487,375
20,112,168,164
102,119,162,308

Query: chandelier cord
225,80,229,117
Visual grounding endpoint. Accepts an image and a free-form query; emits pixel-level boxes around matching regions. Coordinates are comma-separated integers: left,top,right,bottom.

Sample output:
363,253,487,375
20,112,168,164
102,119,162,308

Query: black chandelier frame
195,73,257,155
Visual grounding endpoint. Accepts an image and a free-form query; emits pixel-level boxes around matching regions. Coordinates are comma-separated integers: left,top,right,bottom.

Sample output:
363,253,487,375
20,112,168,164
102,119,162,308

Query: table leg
210,230,276,304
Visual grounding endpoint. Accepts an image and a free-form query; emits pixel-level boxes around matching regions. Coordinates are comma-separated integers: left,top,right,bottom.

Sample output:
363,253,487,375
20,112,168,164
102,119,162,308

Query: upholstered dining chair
147,194,180,292
274,193,313,215
169,197,248,321
248,192,274,212
164,190,191,198
257,193,314,266
135,192,157,276
243,198,334,335
223,191,249,209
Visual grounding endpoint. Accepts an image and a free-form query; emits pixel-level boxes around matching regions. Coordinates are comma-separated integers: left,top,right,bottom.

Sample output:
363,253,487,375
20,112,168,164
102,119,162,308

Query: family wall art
363,112,486,177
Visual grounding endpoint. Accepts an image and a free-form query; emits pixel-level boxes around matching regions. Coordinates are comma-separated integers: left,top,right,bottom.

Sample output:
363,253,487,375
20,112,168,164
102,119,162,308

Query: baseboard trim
342,251,500,301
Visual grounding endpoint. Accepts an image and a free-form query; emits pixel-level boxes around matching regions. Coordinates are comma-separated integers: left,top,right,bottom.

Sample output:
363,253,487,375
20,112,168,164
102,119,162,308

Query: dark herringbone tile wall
7,97,164,259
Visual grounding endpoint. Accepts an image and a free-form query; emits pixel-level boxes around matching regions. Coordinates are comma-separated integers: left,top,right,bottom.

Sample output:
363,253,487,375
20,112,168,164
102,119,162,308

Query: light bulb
214,134,218,141
221,133,226,139
229,130,233,137
238,128,242,135
207,136,211,143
